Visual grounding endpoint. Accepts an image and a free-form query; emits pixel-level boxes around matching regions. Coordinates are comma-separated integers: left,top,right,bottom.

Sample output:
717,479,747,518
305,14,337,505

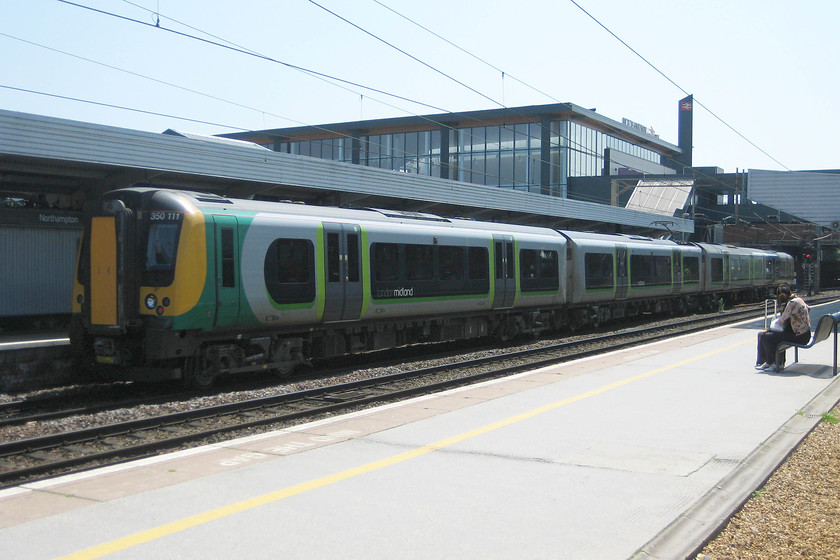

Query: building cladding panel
747,169,840,228
0,225,81,316
0,109,692,232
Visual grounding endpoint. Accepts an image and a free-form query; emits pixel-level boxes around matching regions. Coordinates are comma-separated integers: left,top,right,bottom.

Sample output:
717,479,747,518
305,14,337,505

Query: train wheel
184,351,218,389
273,364,294,379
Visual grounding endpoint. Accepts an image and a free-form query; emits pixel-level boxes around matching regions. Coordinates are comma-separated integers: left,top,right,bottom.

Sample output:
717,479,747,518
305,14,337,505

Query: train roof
111,187,565,238
560,229,681,247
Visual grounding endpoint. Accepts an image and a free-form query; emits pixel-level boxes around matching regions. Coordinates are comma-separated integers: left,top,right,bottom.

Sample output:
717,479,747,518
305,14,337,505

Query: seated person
755,284,811,372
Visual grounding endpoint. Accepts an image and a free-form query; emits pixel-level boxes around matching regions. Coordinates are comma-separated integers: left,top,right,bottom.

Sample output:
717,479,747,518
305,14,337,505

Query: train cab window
585,253,614,290
144,222,180,286
468,247,488,280
264,238,315,304
683,256,700,283
405,244,433,281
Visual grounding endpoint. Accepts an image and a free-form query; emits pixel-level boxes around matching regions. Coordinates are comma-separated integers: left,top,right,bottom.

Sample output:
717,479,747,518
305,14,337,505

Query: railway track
0,304,785,489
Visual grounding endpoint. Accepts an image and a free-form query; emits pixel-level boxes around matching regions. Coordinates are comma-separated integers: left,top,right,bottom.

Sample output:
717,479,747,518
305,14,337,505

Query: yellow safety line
56,338,750,560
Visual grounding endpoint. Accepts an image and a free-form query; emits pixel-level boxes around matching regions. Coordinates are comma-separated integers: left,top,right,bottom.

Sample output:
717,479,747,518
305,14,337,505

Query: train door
615,245,628,299
213,215,240,327
672,248,683,294
492,235,516,308
88,199,133,330
723,253,730,288
90,216,119,327
322,223,363,322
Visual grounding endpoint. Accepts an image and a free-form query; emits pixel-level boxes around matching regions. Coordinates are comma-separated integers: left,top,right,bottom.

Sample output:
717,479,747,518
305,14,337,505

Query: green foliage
821,412,839,424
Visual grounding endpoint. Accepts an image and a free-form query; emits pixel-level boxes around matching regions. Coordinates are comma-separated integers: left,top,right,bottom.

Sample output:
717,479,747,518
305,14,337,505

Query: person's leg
756,331,771,367
760,331,787,368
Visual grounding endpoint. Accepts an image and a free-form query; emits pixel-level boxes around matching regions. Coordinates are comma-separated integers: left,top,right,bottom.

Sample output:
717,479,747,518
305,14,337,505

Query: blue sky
2,0,837,173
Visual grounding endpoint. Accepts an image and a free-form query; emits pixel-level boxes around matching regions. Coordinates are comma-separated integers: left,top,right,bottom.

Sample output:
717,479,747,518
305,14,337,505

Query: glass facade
454,123,541,193
275,120,662,198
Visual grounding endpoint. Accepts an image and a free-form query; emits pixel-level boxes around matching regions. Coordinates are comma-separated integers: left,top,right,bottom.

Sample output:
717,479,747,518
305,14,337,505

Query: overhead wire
304,0,661,193
45,1,578,190
371,0,564,105
358,1,748,200
0,83,251,131
568,0,791,172
55,0,451,115
23,1,737,208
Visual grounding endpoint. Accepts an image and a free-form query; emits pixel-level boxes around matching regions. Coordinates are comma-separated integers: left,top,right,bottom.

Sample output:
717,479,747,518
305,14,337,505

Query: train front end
72,188,210,379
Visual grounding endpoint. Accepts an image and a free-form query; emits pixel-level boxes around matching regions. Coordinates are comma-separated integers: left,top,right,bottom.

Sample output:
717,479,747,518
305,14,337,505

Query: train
70,186,795,387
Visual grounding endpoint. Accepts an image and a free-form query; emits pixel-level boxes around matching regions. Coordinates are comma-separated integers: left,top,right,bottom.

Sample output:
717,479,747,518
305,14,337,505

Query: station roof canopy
0,109,693,234
626,179,694,217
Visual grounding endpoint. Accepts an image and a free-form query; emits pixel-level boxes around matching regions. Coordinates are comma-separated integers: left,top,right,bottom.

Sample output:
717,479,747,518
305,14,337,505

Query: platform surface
2,303,840,560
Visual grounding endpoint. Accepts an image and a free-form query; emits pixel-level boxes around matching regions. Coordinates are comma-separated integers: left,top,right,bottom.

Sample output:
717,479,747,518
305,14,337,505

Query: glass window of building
272,113,663,199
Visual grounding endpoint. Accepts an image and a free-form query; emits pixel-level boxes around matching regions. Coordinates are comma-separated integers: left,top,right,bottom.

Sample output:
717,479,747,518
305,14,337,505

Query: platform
2,303,840,560
0,332,73,392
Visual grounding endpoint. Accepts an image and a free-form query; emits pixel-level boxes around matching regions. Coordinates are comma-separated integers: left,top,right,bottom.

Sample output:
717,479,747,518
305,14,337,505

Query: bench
776,311,840,376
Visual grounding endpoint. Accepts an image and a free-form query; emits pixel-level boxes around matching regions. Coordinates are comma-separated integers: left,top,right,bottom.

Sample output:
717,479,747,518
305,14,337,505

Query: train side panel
240,214,323,328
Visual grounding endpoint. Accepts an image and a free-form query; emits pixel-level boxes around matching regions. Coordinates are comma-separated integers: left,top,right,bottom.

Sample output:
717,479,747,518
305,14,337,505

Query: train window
711,257,724,282
683,256,700,283
220,228,235,288
630,254,671,287
405,244,433,280
585,253,614,290
540,251,558,279
264,238,315,304
468,247,488,280
143,222,181,286
347,234,360,282
731,256,749,281
506,243,515,279
327,233,340,283
494,242,515,279
146,223,177,268
520,249,558,292
373,244,400,281
520,249,538,279
439,246,464,281
77,231,88,285
370,242,489,299
520,249,558,279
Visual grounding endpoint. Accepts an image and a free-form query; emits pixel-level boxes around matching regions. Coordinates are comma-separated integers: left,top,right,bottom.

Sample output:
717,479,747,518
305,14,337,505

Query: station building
222,98,691,201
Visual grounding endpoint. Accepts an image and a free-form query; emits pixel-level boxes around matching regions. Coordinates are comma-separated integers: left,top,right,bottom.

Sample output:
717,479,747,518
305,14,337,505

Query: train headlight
145,294,157,310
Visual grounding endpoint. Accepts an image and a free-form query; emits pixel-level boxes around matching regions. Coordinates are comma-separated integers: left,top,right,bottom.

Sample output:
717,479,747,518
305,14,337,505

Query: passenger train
70,187,794,387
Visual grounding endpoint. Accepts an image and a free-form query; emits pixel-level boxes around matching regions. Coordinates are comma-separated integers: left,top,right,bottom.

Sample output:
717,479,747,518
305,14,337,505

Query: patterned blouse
779,296,811,336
